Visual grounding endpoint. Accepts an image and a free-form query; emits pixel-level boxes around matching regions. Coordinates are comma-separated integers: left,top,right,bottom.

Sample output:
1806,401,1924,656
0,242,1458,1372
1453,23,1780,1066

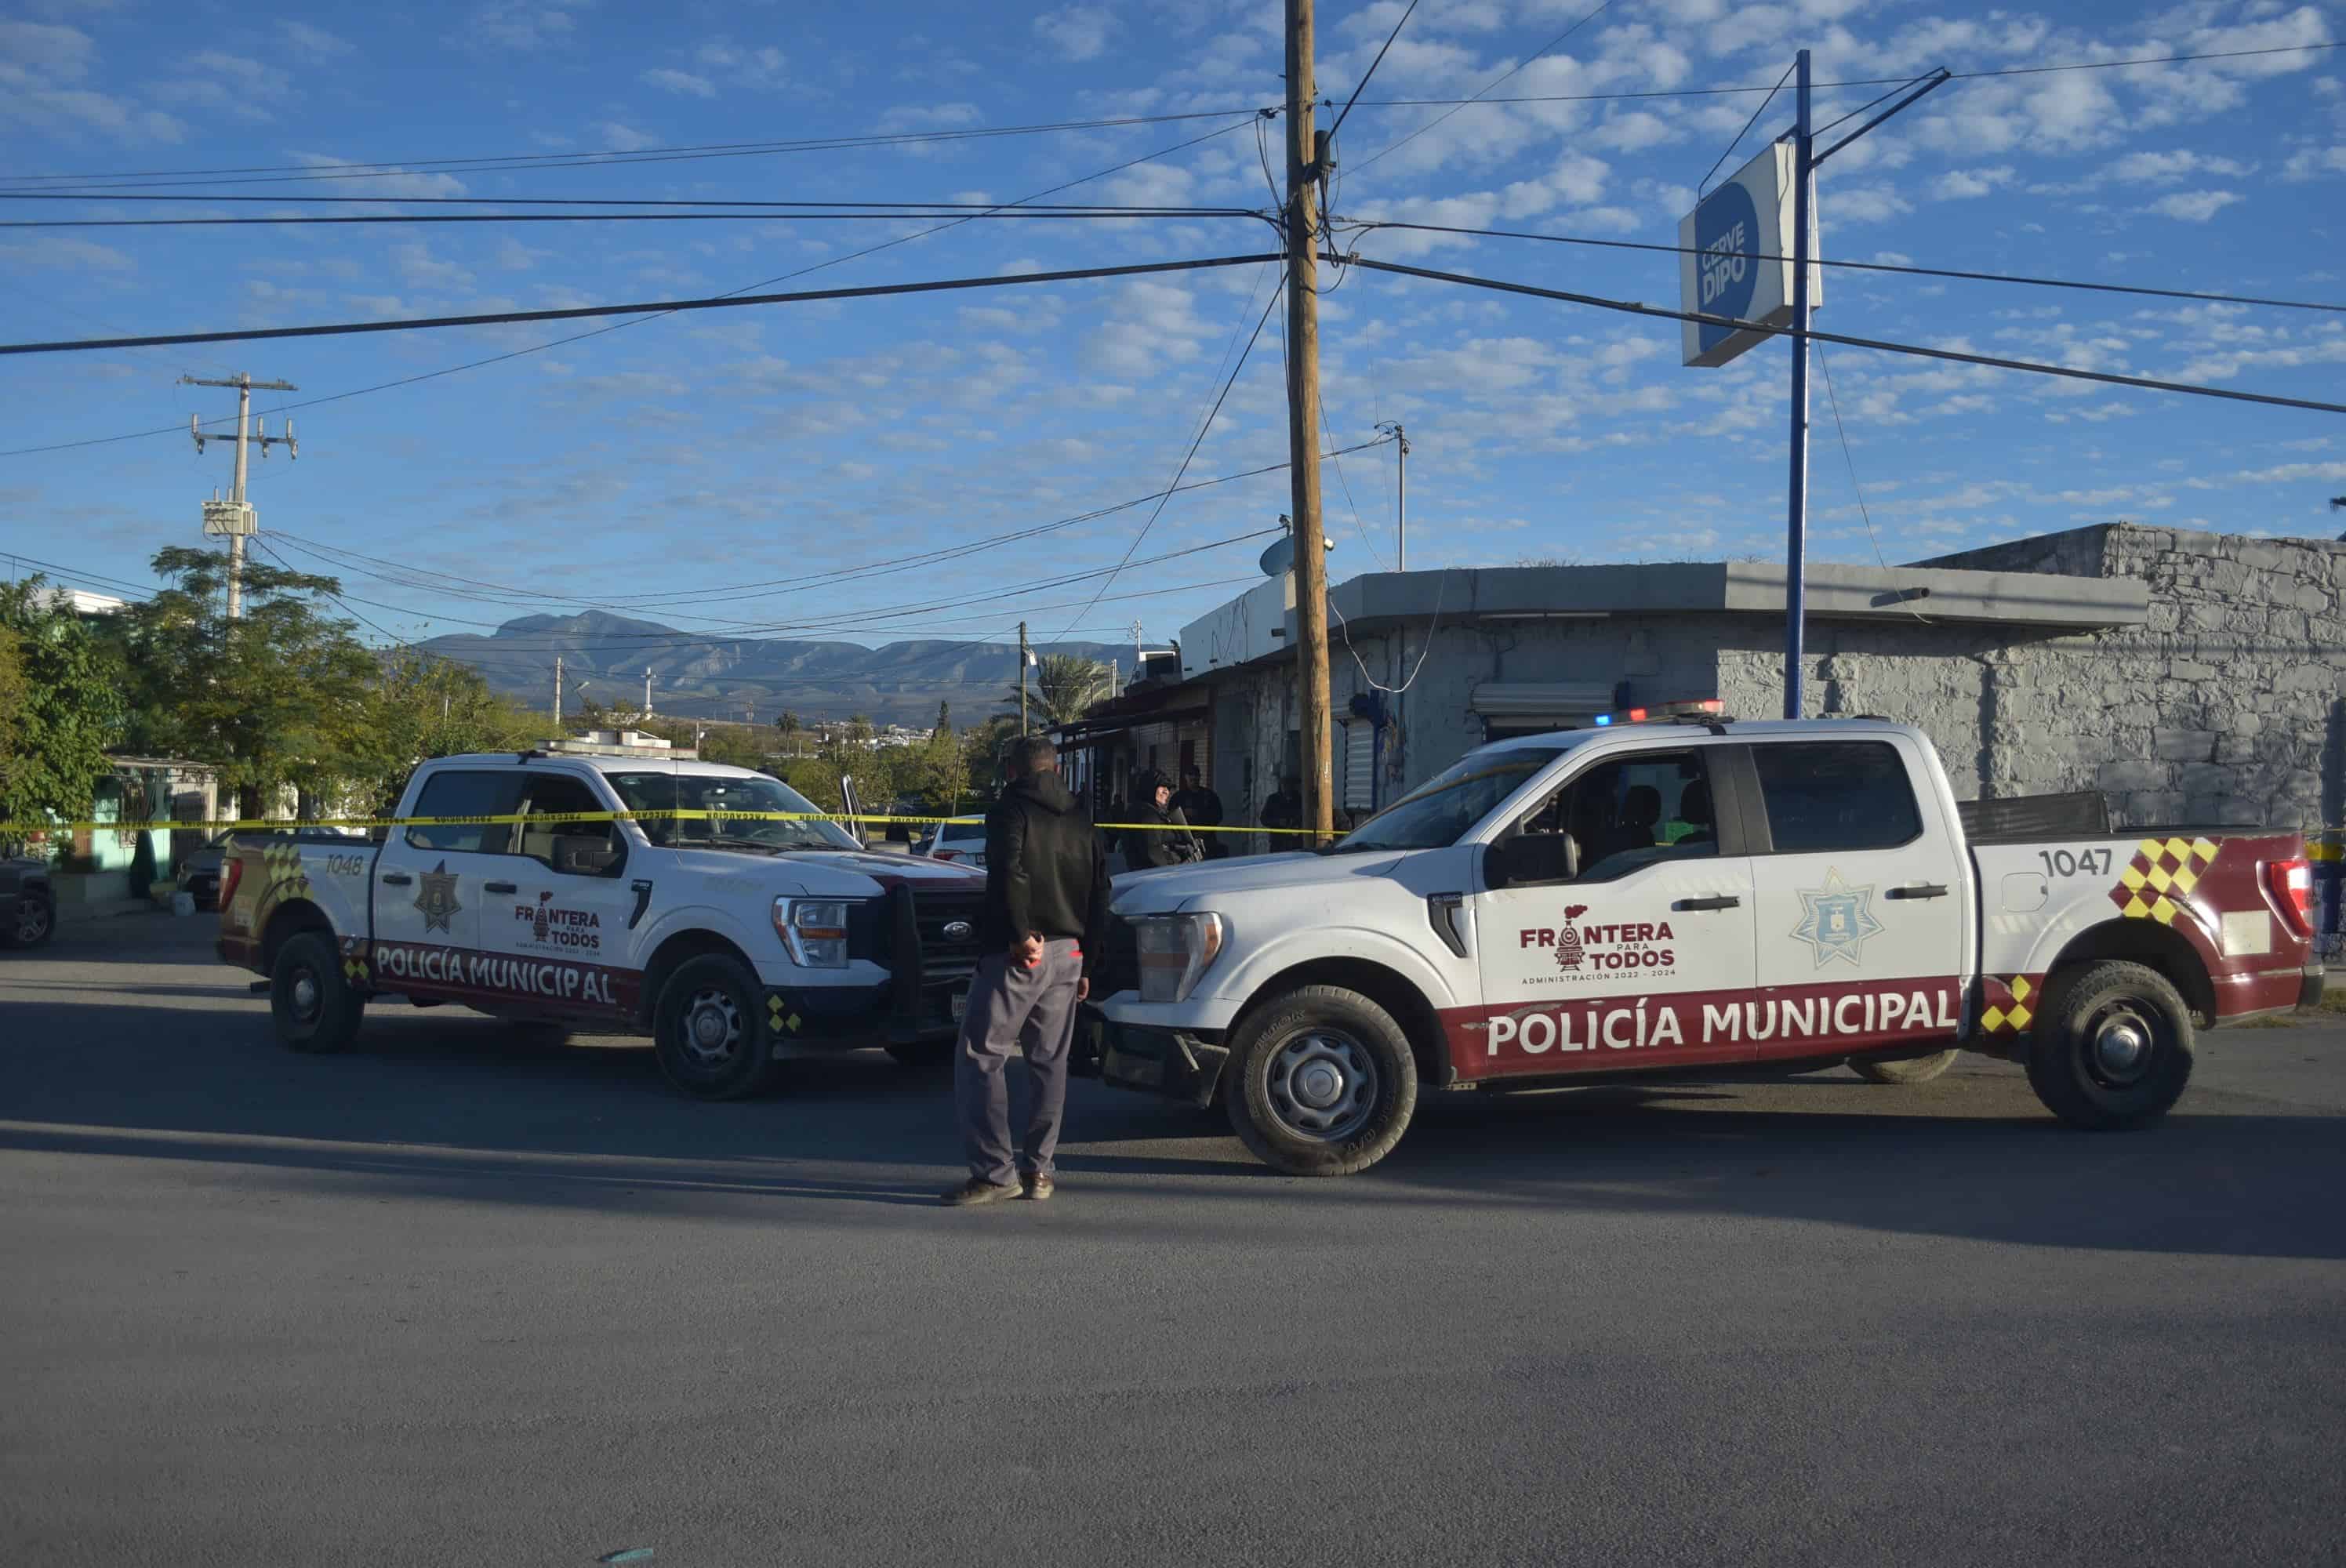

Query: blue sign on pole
1691,181,1762,361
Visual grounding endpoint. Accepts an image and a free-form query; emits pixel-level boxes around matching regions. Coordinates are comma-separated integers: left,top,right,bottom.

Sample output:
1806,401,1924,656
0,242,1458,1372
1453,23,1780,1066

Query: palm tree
1004,653,1113,729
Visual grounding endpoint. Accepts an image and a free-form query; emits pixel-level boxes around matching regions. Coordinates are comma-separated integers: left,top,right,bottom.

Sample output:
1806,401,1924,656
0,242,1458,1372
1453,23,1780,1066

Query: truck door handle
484,880,518,895
1888,883,1949,900
380,873,413,887
1675,895,1741,912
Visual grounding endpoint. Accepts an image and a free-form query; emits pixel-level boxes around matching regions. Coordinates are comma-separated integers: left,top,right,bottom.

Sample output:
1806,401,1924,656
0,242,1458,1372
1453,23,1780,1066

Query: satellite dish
1258,534,1335,578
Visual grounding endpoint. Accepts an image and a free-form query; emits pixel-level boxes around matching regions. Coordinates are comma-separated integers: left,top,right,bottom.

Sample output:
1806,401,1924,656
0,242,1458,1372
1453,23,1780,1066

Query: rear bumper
2209,963,2324,1028
1097,1018,1229,1108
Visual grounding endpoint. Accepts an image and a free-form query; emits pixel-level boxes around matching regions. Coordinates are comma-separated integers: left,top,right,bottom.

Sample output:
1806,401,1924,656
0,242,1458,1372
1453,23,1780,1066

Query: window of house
1749,742,1921,854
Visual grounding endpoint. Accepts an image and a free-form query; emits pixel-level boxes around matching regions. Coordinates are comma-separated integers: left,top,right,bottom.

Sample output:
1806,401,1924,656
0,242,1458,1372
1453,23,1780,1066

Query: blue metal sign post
1783,49,1813,721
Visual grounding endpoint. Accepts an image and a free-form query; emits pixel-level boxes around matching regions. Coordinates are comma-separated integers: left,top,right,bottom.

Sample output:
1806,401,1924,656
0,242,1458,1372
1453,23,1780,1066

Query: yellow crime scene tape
1,808,1320,837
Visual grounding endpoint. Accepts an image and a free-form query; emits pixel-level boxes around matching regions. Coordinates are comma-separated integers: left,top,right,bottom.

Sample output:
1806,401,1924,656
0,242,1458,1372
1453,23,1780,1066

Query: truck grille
912,888,985,988
1094,916,1140,1000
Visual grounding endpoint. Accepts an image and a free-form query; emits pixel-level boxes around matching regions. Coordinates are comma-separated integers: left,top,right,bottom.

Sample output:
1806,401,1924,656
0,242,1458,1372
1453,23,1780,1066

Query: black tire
2025,960,2195,1130
1850,1048,1959,1085
0,886,55,949
885,1036,955,1069
271,931,364,1054
652,953,777,1101
1226,984,1418,1176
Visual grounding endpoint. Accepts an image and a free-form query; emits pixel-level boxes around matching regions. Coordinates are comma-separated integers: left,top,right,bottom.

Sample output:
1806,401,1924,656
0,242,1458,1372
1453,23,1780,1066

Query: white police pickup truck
1095,709,2319,1174
216,738,985,1098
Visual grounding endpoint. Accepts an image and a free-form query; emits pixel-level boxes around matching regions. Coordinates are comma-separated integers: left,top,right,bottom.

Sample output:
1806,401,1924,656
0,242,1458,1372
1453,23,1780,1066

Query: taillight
2266,858,2313,938
218,855,243,910
932,849,958,861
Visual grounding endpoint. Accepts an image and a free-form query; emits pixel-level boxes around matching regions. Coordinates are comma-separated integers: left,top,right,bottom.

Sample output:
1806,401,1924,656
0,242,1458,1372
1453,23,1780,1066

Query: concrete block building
1133,523,2341,844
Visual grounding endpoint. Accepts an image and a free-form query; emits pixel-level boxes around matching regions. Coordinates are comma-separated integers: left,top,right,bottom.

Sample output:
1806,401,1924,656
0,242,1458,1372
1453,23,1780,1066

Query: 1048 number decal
2037,848,2114,878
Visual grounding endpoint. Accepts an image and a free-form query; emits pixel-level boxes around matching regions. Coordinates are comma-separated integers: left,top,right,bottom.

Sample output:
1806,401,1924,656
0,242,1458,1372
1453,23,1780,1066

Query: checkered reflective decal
2109,836,2219,925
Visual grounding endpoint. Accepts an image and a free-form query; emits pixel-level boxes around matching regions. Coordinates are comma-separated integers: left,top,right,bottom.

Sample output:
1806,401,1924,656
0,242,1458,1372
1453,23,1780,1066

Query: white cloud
1589,110,1678,153
492,237,547,271
287,151,467,198
465,2,586,52
0,234,133,272
2146,190,2242,222
1034,4,1114,62
282,21,352,62
150,50,293,122
2102,149,2253,185
0,20,187,143
1829,184,1912,223
1933,166,2014,199
2284,145,2346,180
390,242,471,290
642,67,715,98
600,122,658,152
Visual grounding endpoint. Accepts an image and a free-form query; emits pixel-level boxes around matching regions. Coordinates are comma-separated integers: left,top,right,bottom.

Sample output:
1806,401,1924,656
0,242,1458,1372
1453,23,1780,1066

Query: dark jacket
980,771,1112,977
1124,800,1204,869
1171,784,1223,828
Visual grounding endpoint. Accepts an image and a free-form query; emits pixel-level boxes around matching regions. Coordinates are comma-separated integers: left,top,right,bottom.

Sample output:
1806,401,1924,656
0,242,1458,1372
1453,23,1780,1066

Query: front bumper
1097,1017,1229,1107
763,978,966,1052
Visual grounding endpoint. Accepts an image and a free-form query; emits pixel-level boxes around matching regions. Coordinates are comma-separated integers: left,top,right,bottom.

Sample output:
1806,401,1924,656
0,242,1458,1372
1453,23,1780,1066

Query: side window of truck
1750,742,1922,853
405,770,524,855
517,773,626,877
1519,749,1720,883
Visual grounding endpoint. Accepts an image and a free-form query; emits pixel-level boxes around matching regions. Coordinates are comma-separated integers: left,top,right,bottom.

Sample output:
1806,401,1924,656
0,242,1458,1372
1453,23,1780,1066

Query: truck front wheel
271,931,365,1054
2025,960,2195,1130
1226,984,1418,1176
652,953,778,1101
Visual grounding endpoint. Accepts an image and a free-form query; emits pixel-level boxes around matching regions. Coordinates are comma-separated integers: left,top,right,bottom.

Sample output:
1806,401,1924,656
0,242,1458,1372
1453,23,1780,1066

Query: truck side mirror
1485,832,1578,889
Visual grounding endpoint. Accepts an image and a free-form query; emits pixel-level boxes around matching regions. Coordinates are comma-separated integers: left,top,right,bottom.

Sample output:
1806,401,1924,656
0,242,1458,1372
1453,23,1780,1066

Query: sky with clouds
2,0,2343,656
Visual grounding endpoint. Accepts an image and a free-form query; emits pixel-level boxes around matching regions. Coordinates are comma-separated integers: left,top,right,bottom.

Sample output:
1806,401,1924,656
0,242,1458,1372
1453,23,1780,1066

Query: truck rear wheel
652,953,778,1101
1226,984,1418,1177
271,931,365,1054
1850,1048,1959,1084
2025,960,2195,1130
1,885,54,950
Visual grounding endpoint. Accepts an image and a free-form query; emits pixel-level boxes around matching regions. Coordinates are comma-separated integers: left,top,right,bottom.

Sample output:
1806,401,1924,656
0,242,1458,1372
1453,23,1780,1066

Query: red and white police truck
1094,710,2321,1175
216,735,985,1098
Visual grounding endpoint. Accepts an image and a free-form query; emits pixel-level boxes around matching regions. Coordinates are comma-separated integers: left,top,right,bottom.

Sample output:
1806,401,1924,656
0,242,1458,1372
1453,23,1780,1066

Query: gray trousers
954,939,1083,1185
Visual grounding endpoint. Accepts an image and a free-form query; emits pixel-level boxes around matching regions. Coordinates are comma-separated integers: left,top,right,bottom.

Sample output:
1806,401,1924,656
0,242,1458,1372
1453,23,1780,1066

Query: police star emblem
1790,867,1883,967
414,860,462,935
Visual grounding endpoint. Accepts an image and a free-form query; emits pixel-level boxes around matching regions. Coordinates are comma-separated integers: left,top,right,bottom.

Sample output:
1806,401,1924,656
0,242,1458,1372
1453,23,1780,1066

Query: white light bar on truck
1590,699,1727,728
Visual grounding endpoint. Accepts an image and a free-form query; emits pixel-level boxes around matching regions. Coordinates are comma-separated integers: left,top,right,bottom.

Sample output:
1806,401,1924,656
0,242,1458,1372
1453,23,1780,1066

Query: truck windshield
1331,746,1569,853
606,772,860,852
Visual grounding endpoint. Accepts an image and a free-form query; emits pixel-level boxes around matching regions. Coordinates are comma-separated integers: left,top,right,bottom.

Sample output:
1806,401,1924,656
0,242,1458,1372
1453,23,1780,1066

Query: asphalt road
5,916,2344,1567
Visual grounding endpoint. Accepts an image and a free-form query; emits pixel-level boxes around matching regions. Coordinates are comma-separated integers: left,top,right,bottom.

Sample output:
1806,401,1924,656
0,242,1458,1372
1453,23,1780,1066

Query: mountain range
419,612,1128,729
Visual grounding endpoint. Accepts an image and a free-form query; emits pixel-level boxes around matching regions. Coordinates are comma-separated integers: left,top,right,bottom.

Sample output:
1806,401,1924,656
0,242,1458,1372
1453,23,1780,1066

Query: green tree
935,700,951,735
346,652,541,818
107,547,377,818
961,713,1021,801
1004,653,1112,729
0,579,126,846
774,710,802,757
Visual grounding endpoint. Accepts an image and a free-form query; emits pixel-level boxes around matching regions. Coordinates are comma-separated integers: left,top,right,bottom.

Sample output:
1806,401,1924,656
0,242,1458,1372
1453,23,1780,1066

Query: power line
261,439,1392,619
1327,0,1420,142
2,208,1269,233
1337,220,2346,315
0,252,1284,358
1347,40,2345,105
0,115,1262,458
2,109,1276,193
0,192,1260,211
1339,252,2346,416
1051,267,1285,641
1699,59,1795,195
1349,0,1622,177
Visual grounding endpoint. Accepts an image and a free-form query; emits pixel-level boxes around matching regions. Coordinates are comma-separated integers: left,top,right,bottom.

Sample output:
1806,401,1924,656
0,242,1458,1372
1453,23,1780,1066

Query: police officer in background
1171,766,1226,859
943,734,1111,1207
1124,768,1203,869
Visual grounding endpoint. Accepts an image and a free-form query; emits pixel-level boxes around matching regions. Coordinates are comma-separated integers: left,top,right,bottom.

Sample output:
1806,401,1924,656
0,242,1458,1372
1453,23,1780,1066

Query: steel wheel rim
288,967,321,1025
680,985,744,1068
2083,1000,2159,1089
17,896,46,943
1266,1028,1377,1142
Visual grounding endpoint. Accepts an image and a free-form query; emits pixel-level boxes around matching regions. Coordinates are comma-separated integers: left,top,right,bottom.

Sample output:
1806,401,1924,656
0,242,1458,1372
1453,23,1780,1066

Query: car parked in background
912,815,986,867
178,826,366,910
0,856,56,949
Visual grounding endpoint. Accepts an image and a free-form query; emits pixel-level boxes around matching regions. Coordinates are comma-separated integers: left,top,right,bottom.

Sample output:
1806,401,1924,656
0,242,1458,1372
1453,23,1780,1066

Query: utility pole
1781,49,1814,720
554,655,565,728
1376,421,1409,571
1284,0,1335,844
183,372,296,620
643,667,654,717
1131,617,1145,678
1018,621,1030,737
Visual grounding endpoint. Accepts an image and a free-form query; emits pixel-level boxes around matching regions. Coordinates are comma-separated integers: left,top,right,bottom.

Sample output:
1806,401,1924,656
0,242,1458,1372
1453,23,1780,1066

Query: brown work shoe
941,1178,1022,1207
1022,1171,1055,1201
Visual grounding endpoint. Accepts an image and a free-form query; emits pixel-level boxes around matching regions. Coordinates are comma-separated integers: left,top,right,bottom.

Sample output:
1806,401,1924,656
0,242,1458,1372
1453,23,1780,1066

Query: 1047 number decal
2037,848,2114,878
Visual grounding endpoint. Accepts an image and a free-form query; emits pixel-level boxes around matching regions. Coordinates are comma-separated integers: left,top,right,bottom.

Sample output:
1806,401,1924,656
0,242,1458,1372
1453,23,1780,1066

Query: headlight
772,897,851,968
1135,912,1226,1003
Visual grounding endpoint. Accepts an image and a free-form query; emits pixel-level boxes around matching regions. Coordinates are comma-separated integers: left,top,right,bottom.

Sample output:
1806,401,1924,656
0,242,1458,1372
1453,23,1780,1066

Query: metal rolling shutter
1342,722,1375,813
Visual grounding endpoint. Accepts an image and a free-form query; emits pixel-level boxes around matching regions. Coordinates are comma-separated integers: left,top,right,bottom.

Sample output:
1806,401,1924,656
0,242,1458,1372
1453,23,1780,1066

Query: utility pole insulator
182,372,299,622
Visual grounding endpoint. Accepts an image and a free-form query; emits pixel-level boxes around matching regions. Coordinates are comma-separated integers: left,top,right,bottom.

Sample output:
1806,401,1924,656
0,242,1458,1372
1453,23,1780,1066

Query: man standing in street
945,734,1112,1206
1172,766,1226,858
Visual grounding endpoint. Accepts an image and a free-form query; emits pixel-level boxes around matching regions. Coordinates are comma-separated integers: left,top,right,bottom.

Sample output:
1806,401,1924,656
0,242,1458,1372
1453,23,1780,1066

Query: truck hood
666,845,985,899
1111,850,1404,915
